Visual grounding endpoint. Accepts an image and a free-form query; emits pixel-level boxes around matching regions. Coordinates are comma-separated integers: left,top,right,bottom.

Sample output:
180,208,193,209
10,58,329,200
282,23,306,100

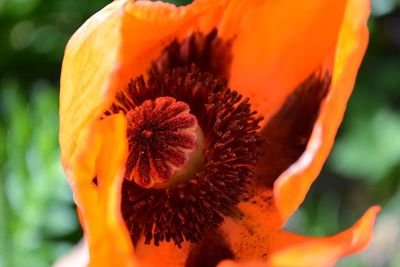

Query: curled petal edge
273,0,372,223
217,206,380,267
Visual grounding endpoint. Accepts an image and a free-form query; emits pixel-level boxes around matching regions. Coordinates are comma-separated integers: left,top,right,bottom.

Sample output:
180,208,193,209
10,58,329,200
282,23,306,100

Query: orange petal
219,0,348,122
134,239,191,267
60,0,126,172
217,206,380,267
59,2,136,265
268,206,380,267
70,113,135,267
274,0,371,223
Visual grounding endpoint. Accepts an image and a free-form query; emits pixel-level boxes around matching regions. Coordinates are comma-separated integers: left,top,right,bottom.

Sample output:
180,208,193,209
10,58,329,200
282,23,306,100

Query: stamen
117,65,263,247
105,30,262,248
125,97,200,188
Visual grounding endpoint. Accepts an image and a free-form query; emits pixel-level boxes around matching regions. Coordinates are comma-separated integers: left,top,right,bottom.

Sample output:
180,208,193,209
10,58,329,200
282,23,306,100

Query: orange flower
59,0,380,266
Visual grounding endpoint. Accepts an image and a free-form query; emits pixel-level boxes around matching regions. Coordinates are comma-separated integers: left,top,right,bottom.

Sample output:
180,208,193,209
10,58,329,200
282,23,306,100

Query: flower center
106,30,263,248
114,66,263,248
125,96,204,188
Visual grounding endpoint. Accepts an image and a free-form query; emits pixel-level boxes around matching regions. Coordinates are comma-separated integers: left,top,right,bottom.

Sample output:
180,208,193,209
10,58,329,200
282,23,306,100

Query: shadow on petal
255,72,331,188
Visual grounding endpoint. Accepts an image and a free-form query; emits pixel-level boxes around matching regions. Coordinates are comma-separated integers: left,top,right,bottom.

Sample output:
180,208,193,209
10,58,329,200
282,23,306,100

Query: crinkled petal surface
59,0,377,266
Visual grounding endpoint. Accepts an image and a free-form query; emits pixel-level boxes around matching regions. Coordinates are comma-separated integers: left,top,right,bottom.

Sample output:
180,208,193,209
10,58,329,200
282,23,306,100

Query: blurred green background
0,0,399,266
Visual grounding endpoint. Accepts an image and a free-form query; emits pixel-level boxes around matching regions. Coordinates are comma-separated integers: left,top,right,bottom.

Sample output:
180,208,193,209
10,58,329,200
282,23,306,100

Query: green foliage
0,80,79,266
372,0,400,16
0,1,113,265
332,108,400,182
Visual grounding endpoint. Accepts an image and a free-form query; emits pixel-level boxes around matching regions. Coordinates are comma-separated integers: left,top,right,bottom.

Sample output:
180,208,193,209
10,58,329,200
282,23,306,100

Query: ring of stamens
107,65,263,247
